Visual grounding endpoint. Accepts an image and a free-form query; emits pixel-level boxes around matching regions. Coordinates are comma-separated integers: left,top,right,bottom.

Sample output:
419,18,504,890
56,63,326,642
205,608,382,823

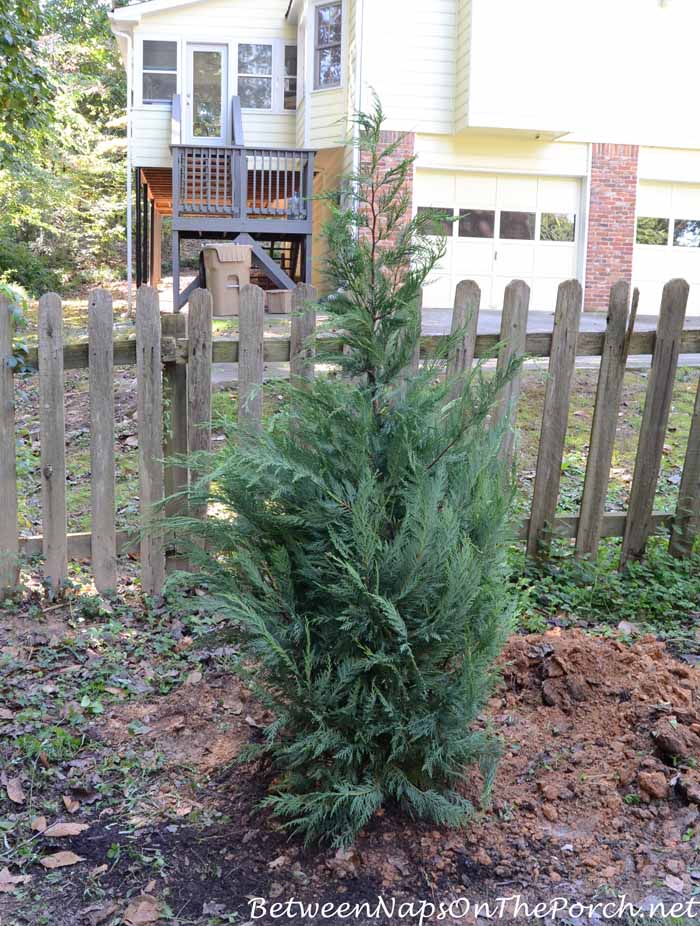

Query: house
110,0,700,314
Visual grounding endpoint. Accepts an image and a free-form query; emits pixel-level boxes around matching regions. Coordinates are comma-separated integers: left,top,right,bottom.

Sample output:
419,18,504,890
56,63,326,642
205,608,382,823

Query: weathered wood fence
1,276,699,597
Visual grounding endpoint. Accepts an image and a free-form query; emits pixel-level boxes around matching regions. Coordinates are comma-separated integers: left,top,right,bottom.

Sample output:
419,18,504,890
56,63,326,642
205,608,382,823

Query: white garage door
415,171,581,310
633,182,700,315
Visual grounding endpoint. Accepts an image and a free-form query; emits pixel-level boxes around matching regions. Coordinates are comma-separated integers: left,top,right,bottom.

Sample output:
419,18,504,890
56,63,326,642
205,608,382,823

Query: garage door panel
496,241,536,277
453,274,492,307
496,175,538,211
537,177,580,213
531,277,561,310
414,170,455,207
634,180,700,314
493,275,533,310
534,245,578,276
422,273,452,309
453,238,494,275
454,173,497,209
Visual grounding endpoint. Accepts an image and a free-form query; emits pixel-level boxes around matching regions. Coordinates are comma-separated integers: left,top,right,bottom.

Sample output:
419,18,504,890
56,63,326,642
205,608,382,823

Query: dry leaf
43,822,90,837
0,867,31,893
31,816,48,833
185,669,202,685
40,851,85,869
665,874,685,894
84,902,119,926
123,894,161,924
0,708,13,721
90,864,109,877
174,805,192,817
6,777,25,804
62,794,80,814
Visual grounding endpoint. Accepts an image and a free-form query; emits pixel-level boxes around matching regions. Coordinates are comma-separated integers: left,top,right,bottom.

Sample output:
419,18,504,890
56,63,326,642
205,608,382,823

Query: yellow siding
241,112,296,148
132,107,172,167
360,0,457,135
309,88,347,149
296,97,306,149
454,0,470,132
415,133,589,178
138,0,294,37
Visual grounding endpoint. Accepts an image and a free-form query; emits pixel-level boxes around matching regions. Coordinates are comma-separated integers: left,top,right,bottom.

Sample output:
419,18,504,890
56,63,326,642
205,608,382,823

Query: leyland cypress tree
182,100,519,847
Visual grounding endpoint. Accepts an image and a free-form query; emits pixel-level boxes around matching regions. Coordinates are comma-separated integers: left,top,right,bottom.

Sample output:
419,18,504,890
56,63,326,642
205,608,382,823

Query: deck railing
171,144,315,229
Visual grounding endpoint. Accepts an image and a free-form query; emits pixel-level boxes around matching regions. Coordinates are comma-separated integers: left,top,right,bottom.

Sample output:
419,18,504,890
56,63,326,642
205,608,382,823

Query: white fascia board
109,0,210,25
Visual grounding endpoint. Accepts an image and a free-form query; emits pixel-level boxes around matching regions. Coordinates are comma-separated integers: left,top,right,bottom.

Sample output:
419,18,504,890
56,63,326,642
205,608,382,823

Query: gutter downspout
113,27,134,312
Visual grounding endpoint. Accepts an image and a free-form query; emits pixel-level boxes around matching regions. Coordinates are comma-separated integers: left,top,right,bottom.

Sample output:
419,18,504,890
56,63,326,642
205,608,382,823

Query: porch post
150,209,162,287
135,168,142,289
172,231,181,313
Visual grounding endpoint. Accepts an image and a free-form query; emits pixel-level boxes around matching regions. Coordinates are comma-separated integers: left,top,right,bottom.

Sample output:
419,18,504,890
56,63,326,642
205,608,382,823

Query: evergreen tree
181,100,520,847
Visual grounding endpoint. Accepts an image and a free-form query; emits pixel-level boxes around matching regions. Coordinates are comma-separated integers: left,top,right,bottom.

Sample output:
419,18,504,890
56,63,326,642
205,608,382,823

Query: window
458,209,495,238
238,43,272,109
499,211,535,240
673,219,700,248
315,2,342,89
636,216,669,245
143,40,177,104
417,207,453,237
540,212,576,242
284,45,298,111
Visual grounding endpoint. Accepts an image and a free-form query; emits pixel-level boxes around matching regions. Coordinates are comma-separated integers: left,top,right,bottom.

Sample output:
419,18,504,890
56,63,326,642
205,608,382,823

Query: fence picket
290,283,317,384
188,289,213,521
447,280,480,400
39,293,68,592
526,279,582,558
669,375,700,557
88,289,116,592
0,295,18,592
575,280,631,559
162,313,188,518
136,286,165,595
493,279,530,469
238,284,265,428
621,278,689,566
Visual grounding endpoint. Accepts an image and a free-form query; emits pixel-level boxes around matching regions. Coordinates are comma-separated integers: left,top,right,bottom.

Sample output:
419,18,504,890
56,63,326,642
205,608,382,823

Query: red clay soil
102,629,700,916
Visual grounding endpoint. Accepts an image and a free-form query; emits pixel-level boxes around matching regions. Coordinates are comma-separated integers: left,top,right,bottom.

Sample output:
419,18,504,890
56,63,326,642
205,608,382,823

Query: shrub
178,100,520,846
0,235,61,296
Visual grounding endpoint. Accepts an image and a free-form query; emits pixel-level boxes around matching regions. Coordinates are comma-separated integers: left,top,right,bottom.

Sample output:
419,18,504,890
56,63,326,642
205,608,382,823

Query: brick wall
584,143,639,311
358,130,415,246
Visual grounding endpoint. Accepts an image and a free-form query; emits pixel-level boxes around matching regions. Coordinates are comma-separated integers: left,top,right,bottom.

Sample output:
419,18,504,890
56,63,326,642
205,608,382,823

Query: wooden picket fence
1,276,700,597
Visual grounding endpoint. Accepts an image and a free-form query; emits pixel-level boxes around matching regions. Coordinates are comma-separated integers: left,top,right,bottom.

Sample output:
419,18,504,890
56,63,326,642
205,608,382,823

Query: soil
6,623,700,924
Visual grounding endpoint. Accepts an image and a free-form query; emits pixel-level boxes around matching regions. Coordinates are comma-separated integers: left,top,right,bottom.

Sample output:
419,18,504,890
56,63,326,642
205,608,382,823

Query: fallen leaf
174,805,192,817
245,715,262,729
90,864,108,877
665,874,685,894
0,867,32,893
40,851,85,869
6,778,25,804
31,816,48,833
83,902,119,926
185,669,202,685
62,795,80,814
0,708,13,721
123,894,161,924
43,822,90,837
145,879,156,893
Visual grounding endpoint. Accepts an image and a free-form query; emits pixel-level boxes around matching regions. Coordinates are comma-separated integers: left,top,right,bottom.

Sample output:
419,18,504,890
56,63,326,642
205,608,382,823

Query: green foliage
518,537,700,644
0,0,53,160
0,0,127,294
175,100,519,847
0,280,33,371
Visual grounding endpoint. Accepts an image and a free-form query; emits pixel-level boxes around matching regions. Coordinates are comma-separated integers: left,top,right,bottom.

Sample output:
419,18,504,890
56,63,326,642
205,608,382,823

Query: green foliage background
0,0,128,295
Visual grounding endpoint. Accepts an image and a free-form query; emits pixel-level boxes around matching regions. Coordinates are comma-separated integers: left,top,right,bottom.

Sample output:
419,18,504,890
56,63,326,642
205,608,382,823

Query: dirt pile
458,628,700,893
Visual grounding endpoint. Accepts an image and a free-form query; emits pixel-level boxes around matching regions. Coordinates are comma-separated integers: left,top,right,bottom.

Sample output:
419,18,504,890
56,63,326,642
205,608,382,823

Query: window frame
283,43,298,112
237,42,274,112
140,38,179,107
314,1,342,91
234,38,298,114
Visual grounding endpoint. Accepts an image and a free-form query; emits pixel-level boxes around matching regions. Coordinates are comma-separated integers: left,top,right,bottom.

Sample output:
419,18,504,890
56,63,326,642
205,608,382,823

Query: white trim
110,0,211,25
578,142,593,293
184,42,229,145
310,0,347,93
414,162,586,179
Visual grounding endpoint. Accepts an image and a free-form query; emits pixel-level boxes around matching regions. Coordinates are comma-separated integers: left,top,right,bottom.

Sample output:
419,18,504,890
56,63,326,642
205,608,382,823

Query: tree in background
0,0,128,294
178,100,520,847
0,1,53,161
